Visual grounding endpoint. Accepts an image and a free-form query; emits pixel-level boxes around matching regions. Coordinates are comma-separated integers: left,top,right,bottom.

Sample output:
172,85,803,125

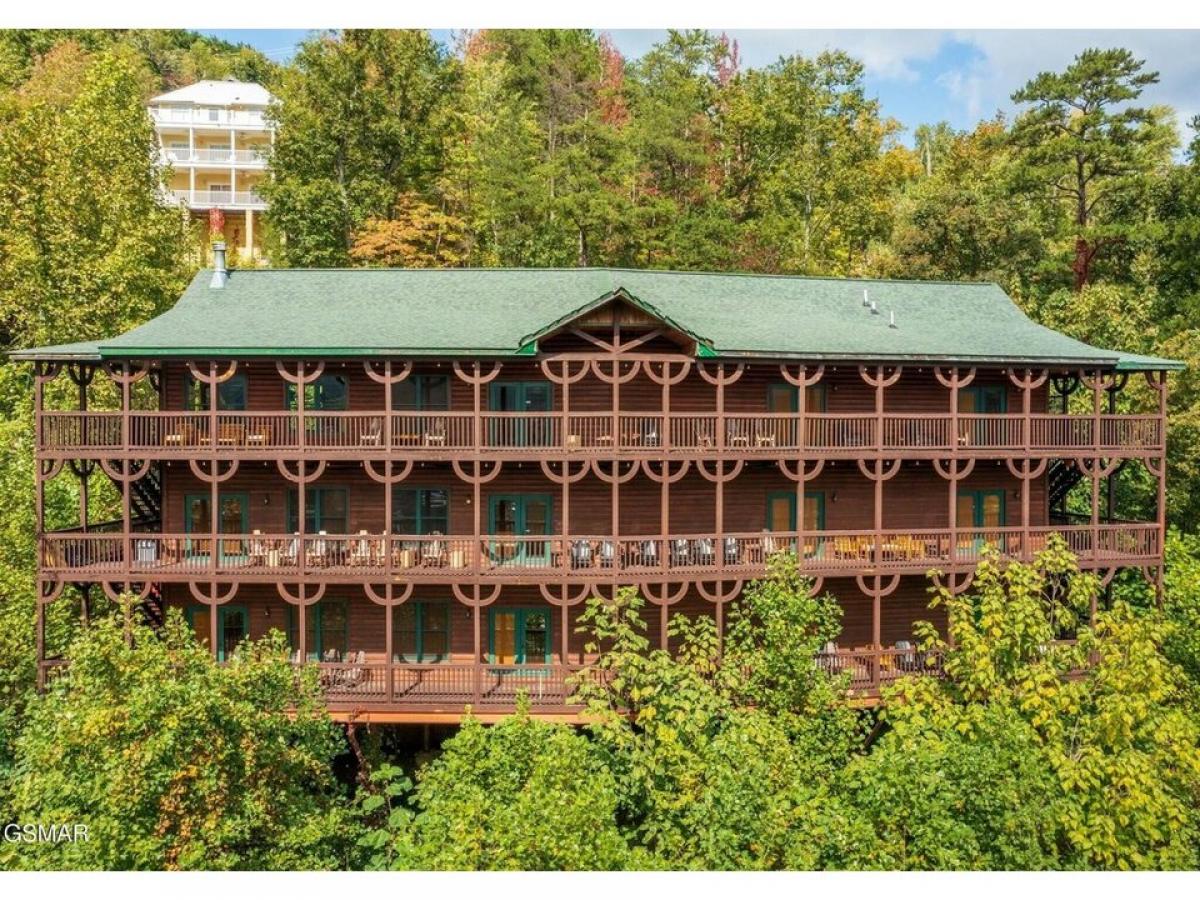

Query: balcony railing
169,189,266,209
162,148,267,166
37,411,1164,457
151,107,269,127
39,524,1162,581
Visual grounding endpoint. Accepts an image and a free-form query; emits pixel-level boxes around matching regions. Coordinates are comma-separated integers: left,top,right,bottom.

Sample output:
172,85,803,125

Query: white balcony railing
162,148,267,166
170,189,267,210
151,107,269,128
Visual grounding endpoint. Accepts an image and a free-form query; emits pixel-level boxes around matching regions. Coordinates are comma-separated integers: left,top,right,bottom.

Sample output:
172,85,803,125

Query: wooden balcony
39,523,1162,584
37,410,1165,459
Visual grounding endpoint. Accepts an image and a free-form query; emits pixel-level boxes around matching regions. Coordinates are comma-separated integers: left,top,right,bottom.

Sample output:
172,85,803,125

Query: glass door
489,494,552,565
489,608,550,664
489,381,553,447
188,605,247,661
185,493,249,563
956,489,1006,554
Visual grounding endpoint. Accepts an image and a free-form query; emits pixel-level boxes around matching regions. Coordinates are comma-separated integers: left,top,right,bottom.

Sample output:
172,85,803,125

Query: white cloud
942,30,1200,139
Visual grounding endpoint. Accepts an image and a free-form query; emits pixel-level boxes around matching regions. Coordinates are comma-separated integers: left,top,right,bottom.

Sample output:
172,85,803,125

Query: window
205,106,220,122
958,385,1007,414
285,375,348,410
393,375,450,410
767,383,827,413
185,493,248,560
488,494,552,563
489,382,552,411
766,490,825,532
488,381,553,446
956,489,1006,528
288,600,349,661
287,488,348,533
393,488,450,534
184,373,247,410
393,602,452,663
186,605,247,662
489,607,550,664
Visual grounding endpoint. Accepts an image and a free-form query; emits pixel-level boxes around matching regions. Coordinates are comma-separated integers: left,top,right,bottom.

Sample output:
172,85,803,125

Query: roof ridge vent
889,310,898,329
870,298,879,315
862,289,870,307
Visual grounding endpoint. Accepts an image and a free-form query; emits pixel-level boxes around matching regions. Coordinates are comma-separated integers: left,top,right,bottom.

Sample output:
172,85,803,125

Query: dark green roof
8,267,1184,369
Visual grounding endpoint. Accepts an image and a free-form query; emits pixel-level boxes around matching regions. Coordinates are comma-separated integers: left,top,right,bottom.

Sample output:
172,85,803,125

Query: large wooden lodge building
17,250,1181,722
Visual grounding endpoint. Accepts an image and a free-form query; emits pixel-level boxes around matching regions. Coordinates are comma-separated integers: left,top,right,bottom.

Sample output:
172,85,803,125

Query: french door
488,381,552,447
488,494,552,565
185,493,249,561
188,604,247,661
489,607,551,664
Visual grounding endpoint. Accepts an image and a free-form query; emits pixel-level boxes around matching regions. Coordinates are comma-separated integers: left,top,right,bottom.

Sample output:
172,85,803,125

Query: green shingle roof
8,267,1184,370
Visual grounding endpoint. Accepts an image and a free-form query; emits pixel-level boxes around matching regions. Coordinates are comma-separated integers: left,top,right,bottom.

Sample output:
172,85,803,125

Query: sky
201,28,1200,145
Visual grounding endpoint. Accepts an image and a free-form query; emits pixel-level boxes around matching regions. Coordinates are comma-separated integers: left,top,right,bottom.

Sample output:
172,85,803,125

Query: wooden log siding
32,351,1171,717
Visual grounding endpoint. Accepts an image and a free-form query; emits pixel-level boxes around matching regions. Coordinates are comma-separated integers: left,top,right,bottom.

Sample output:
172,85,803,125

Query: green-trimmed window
186,604,248,662
766,490,825,532
287,488,348,533
489,607,550,664
393,375,450,410
393,488,450,534
288,600,349,661
184,373,247,410
956,489,1006,528
958,385,1007,413
285,375,348,411
767,383,827,413
394,602,452,663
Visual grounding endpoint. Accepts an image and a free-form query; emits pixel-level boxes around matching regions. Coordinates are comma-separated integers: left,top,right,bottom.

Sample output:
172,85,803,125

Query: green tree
261,30,453,266
1009,48,1176,290
3,601,354,870
359,704,628,870
852,538,1200,869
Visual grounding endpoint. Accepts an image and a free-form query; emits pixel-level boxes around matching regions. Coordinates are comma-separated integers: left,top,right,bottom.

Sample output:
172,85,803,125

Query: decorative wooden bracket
932,458,976,481
696,579,742,605
779,363,825,388
363,459,414,484
934,366,977,390
591,459,641,484
857,458,902,482
778,458,825,482
277,582,325,607
187,581,237,605
188,458,239,484
641,580,690,607
451,583,502,608
696,459,744,483
363,360,412,385
697,362,744,387
451,459,503,484
855,572,901,599
452,361,502,387
641,459,691,484
100,458,155,483
539,459,590,484
363,582,414,606
276,458,325,484
539,582,593,607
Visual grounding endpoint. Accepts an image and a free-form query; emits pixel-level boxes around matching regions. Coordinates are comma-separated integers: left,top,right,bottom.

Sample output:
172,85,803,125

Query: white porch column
245,208,255,259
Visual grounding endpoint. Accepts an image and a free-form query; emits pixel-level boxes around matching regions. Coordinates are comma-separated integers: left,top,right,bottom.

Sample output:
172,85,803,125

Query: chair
350,531,372,567
424,421,447,446
670,538,692,567
570,540,593,569
761,534,779,558
281,536,300,567
216,423,245,447
248,530,266,565
163,422,197,447
638,540,660,568
565,434,581,451
695,537,715,566
696,426,714,449
422,535,447,567
307,533,329,568
723,537,740,566
597,540,616,568
359,419,383,446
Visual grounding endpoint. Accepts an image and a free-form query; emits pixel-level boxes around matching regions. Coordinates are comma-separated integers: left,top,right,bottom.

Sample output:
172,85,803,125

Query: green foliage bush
3,601,355,870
